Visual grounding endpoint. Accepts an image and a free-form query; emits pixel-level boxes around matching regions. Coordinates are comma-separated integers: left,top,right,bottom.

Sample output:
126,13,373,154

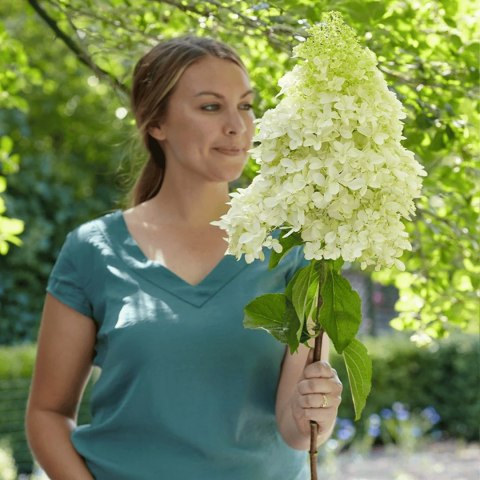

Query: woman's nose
224,110,247,135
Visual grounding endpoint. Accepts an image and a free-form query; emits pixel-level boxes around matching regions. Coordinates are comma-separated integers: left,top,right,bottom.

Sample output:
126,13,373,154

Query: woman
26,36,342,479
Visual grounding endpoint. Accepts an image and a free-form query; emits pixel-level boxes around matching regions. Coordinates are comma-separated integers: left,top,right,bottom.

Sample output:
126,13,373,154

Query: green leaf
289,261,320,331
0,136,13,154
329,258,345,273
342,338,372,420
0,0,477,348
244,292,306,353
284,298,302,353
319,267,362,353
244,293,289,344
284,261,321,349
269,230,303,269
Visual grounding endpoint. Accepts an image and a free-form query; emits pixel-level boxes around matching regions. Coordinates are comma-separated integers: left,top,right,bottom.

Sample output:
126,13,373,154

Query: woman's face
149,55,255,184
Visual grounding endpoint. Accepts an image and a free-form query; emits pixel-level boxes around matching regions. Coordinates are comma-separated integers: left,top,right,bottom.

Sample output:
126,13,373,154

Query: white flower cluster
215,12,426,269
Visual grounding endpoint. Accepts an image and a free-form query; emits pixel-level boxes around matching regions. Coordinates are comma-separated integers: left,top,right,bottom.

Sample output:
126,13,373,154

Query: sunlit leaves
319,265,362,353
0,26,29,111
0,136,23,255
0,205,24,254
0,0,478,342
342,338,372,420
0,0,131,342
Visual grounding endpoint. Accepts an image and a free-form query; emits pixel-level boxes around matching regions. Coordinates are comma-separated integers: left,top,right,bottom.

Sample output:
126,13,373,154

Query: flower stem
309,263,325,480
309,330,324,480
309,418,319,480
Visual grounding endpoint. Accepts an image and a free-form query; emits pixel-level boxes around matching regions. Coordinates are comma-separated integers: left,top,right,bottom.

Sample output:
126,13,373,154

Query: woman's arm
26,293,97,480
275,337,342,450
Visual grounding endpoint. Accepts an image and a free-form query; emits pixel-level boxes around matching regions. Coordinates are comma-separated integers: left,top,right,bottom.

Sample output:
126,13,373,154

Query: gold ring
321,394,328,408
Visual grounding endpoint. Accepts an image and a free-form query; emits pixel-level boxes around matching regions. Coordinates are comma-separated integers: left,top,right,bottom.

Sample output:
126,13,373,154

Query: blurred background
0,0,478,478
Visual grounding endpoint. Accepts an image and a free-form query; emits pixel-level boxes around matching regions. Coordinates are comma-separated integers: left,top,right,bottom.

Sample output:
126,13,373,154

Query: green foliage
0,343,32,473
0,0,478,344
342,339,372,420
0,174,23,255
319,266,362,353
0,344,93,474
0,22,31,256
244,293,291,344
0,2,131,343
368,0,480,340
245,259,371,419
0,345,35,473
325,402,442,460
331,333,480,441
0,345,35,379
0,22,38,111
289,262,319,325
373,404,441,452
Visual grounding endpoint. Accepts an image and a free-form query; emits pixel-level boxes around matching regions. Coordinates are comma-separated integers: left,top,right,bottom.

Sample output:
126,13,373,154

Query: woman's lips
214,147,245,156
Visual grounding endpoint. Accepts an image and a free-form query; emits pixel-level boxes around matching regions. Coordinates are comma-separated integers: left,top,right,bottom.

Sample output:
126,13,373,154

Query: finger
303,361,336,379
296,392,342,409
297,377,343,395
304,404,341,423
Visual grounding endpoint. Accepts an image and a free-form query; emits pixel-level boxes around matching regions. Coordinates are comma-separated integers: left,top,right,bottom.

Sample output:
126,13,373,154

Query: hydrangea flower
215,12,426,271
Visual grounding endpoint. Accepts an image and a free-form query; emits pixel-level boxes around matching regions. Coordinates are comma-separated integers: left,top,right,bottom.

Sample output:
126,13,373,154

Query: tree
0,1,130,343
1,0,478,343
0,24,29,255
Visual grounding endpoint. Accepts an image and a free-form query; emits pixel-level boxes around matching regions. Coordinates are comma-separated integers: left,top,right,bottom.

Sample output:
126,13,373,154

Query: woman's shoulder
66,210,123,249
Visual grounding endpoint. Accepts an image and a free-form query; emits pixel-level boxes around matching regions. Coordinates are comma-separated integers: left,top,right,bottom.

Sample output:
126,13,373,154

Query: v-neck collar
103,210,250,308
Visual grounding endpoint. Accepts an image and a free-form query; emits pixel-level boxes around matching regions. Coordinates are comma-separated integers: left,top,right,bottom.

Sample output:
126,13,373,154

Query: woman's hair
129,36,246,206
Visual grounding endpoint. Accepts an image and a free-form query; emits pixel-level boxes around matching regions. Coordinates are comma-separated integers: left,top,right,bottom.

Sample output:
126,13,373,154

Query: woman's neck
142,177,231,227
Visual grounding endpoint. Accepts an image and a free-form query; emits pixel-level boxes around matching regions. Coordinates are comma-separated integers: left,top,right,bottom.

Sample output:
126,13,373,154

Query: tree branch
154,0,296,51
26,0,129,96
45,1,161,40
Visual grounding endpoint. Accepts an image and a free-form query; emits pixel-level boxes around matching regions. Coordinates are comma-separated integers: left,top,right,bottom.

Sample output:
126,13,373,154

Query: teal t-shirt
47,210,308,480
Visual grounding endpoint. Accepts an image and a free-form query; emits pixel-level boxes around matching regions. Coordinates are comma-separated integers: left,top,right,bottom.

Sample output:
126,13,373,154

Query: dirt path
322,441,479,480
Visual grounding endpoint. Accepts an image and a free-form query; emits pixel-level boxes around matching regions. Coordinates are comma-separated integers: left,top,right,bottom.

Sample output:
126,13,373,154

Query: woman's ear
148,125,166,141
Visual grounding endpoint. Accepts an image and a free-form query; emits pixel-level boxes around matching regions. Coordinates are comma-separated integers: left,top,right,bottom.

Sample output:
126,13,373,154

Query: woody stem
309,330,324,480
309,264,325,480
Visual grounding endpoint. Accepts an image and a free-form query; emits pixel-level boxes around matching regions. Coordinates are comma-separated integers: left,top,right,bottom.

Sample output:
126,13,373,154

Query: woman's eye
201,104,220,112
201,103,254,112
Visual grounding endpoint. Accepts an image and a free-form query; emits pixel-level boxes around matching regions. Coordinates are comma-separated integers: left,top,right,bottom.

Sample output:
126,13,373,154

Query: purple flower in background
421,406,441,425
369,413,381,427
380,408,393,419
368,413,381,437
393,402,410,421
336,418,356,441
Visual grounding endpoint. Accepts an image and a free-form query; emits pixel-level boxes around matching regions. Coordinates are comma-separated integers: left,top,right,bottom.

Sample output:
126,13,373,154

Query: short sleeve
46,229,94,318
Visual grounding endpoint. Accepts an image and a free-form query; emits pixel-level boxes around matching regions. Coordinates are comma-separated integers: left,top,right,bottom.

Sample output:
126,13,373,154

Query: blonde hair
129,36,246,205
